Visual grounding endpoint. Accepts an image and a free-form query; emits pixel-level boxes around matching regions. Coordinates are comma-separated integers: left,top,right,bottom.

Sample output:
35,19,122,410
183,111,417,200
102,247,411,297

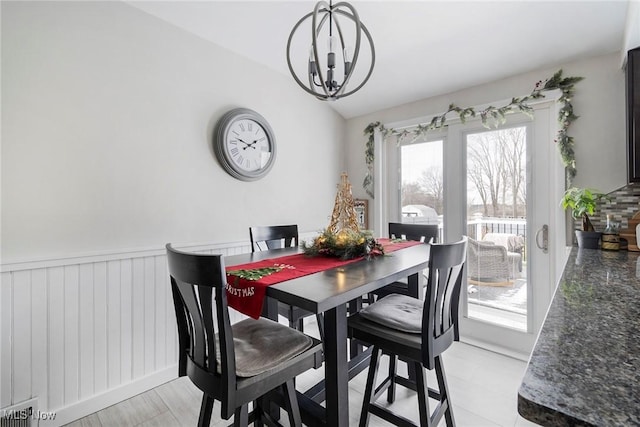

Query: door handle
535,224,548,254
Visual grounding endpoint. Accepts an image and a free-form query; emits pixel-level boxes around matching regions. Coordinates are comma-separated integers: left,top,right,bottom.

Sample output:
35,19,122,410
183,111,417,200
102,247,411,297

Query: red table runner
225,238,421,318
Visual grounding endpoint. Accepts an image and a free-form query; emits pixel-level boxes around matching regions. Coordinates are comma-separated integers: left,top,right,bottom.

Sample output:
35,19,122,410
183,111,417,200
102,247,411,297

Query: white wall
1,1,345,263
1,1,345,423
623,0,640,63
345,52,626,204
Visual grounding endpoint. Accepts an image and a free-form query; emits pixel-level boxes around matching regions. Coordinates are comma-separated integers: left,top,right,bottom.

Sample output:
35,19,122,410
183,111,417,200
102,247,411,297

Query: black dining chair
249,225,324,340
347,237,468,427
166,244,323,427
370,222,439,300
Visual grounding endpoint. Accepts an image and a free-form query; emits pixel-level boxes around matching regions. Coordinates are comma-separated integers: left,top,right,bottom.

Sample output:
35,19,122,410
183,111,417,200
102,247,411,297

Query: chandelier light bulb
344,46,352,76
328,34,338,53
308,46,318,76
343,46,352,63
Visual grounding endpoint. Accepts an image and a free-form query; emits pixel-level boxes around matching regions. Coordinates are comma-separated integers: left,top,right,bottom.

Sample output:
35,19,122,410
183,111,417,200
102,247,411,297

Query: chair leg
387,354,397,403
253,398,264,427
359,346,382,427
414,362,432,427
282,379,302,427
254,396,283,427
435,356,456,427
407,357,417,382
233,404,249,427
315,314,324,338
287,306,297,329
197,395,214,427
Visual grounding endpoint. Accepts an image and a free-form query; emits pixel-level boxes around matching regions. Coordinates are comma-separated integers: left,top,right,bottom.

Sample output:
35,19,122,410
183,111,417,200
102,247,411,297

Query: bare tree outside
401,181,426,206
499,127,526,217
418,166,444,213
468,133,504,216
467,126,526,218
399,129,525,219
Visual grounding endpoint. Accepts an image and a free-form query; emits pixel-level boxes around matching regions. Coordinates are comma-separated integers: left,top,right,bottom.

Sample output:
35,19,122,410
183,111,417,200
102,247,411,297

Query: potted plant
560,187,608,249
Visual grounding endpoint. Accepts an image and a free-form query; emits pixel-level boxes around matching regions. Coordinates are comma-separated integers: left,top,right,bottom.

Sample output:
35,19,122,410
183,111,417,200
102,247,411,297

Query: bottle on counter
602,214,620,251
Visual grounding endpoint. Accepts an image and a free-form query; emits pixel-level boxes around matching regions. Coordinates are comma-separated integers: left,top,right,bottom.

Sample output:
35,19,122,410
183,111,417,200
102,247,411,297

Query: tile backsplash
591,182,640,231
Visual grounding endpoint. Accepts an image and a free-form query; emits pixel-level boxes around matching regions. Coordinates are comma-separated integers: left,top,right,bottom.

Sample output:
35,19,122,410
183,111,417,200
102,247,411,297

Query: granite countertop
518,248,640,426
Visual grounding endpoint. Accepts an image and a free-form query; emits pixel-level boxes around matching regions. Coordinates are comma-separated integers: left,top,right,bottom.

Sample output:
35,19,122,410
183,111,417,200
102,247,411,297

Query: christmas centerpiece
303,173,384,260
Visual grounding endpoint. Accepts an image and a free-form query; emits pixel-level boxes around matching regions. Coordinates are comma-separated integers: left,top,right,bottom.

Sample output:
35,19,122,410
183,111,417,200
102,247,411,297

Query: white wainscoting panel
0,240,251,425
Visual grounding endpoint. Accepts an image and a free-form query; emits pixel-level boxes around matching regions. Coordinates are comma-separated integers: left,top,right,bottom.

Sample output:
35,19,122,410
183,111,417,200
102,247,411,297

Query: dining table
224,242,430,427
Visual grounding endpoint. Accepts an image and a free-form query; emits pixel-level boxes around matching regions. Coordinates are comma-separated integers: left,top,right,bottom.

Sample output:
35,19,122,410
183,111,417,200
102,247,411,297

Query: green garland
363,69,583,198
227,264,292,281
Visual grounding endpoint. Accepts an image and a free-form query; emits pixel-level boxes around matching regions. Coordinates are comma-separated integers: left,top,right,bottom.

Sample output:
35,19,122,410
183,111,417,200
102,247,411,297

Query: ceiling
128,1,630,119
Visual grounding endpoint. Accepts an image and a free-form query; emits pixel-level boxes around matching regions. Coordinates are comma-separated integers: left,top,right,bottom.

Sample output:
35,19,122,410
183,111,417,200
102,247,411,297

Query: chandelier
286,1,375,101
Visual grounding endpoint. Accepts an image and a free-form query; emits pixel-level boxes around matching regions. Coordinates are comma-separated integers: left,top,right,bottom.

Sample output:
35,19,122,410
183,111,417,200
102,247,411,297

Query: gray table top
224,244,430,313
518,247,640,426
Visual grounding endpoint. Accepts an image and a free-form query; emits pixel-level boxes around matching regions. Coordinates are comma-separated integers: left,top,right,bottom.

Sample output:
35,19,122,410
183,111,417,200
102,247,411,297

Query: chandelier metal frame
286,1,375,101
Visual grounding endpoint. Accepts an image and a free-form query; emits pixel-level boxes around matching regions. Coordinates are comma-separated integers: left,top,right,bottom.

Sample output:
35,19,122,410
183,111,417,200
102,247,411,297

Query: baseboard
459,337,530,362
39,366,178,426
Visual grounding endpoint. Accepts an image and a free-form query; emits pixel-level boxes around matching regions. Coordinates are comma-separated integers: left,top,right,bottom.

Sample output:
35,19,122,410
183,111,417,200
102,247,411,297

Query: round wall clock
214,108,277,181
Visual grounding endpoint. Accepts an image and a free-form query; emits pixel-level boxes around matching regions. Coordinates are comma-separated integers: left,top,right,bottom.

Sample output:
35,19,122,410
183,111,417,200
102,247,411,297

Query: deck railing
402,216,528,260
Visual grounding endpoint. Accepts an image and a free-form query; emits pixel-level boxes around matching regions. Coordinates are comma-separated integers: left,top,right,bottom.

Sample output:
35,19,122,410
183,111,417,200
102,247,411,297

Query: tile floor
65,318,540,427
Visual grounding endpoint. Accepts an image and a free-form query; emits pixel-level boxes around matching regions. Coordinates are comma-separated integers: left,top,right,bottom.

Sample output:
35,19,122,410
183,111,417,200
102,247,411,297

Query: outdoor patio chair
467,237,521,286
482,232,524,271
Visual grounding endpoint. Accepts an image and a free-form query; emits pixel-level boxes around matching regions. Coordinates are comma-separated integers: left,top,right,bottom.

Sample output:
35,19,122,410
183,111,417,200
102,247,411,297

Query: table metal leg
407,271,422,299
348,298,364,358
323,304,349,426
262,296,279,321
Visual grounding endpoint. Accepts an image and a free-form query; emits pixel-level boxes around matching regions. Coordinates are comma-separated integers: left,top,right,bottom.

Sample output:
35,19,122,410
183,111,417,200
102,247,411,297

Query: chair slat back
250,225,299,252
422,237,467,369
166,244,236,393
388,222,438,244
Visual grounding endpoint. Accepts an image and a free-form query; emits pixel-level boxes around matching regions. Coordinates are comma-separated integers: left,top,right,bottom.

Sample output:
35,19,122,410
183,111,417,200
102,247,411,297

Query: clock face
225,118,272,173
214,108,276,181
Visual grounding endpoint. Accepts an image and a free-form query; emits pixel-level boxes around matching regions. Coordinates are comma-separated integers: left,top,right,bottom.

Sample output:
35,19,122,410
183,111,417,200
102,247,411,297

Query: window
399,139,444,240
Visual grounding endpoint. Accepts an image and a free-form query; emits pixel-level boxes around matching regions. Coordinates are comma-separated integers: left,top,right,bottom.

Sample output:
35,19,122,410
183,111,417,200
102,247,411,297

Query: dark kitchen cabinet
627,46,640,182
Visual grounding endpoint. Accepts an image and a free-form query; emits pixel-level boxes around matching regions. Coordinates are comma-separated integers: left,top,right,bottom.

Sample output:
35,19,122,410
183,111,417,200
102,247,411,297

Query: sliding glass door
390,104,562,356
465,125,529,330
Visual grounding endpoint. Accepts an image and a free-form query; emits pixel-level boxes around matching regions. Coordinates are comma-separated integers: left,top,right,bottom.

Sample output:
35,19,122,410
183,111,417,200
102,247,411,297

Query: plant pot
575,230,601,249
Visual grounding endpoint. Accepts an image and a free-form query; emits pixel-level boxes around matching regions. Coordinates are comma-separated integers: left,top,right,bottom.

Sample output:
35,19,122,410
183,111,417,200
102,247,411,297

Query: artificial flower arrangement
302,228,384,260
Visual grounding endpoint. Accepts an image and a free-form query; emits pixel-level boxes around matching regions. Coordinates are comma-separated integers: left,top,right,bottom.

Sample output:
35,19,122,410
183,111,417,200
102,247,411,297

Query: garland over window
363,69,583,198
